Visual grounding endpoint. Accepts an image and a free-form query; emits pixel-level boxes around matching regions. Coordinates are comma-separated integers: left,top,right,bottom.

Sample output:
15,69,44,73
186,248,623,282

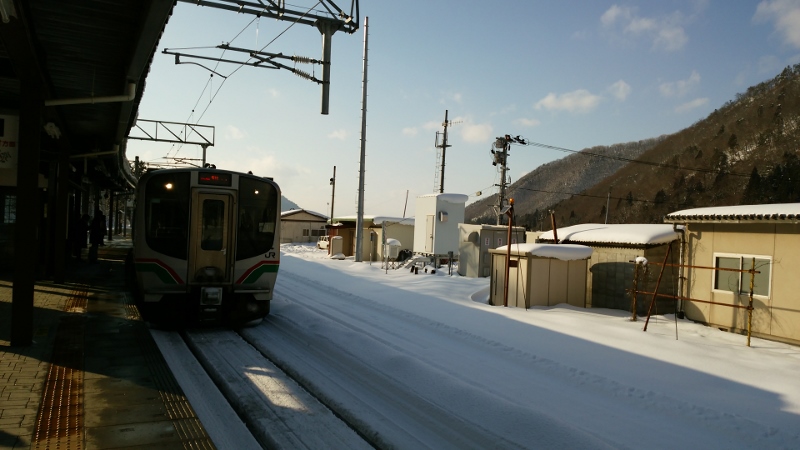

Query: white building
412,193,467,257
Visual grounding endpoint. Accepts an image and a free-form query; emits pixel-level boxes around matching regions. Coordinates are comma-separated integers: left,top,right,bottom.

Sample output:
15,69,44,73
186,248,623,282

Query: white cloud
265,88,280,98
422,121,441,131
327,129,348,140
534,89,602,114
402,127,418,137
513,118,541,127
225,125,247,140
460,123,493,144
601,5,631,26
241,151,311,179
607,80,631,101
600,4,689,52
659,70,701,98
674,97,709,113
755,0,800,49
439,91,464,105
655,25,688,52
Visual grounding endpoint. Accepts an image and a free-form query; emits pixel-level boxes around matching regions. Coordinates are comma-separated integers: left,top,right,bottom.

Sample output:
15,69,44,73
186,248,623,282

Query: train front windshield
236,176,278,260
144,172,191,259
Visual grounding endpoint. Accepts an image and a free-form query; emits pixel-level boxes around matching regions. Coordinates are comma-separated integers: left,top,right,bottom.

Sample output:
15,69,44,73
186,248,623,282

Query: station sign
0,114,18,170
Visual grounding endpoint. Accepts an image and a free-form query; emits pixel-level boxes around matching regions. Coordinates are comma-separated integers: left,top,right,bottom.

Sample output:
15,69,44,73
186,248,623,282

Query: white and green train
126,167,281,326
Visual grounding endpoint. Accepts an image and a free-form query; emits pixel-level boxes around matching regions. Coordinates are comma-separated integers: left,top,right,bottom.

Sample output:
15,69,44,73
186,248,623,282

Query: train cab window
145,172,190,259
236,177,278,260
201,199,225,251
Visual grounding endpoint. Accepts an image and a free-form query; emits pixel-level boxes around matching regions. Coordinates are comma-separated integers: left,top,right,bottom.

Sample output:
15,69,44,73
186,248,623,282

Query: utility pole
329,166,336,227
492,136,510,225
355,16,369,262
491,134,527,225
436,110,451,193
435,110,461,193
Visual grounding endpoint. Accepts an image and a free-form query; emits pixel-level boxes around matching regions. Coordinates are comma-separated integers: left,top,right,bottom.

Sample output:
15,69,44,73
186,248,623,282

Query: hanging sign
0,115,19,169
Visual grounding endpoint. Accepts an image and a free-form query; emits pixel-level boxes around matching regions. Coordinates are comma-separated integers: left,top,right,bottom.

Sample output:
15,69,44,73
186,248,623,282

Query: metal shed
489,243,592,309
458,223,526,277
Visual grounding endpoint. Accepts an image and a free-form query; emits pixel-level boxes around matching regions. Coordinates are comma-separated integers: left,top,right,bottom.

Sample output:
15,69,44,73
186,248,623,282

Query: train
126,167,281,326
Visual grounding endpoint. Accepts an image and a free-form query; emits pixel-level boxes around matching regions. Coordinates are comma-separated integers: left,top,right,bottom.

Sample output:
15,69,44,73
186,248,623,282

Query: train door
188,192,234,285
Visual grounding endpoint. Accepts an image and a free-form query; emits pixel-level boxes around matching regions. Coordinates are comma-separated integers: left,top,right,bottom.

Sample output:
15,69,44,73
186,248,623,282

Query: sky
154,242,800,449
126,1,800,218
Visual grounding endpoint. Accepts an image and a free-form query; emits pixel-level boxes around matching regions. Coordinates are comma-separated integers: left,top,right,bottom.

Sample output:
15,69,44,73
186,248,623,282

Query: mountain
281,195,300,212
465,137,665,225
468,65,800,231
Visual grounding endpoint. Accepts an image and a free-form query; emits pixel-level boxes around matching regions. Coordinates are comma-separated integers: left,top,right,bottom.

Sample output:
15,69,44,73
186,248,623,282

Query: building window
3,194,15,224
713,254,771,297
304,227,326,237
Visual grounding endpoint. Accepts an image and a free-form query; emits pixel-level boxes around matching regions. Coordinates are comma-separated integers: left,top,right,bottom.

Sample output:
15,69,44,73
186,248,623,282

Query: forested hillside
465,138,665,225
469,65,800,230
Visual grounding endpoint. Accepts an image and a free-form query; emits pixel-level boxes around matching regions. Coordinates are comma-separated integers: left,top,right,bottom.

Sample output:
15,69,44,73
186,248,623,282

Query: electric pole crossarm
177,0,360,33
163,50,279,70
218,44,324,65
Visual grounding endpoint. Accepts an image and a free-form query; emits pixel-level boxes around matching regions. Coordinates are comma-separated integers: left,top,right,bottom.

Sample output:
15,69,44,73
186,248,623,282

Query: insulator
293,55,315,64
293,68,313,81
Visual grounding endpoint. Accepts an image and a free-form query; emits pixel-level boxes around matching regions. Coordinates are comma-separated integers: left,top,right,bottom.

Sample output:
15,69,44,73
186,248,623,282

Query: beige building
280,209,328,244
488,243,592,309
664,203,800,345
538,224,681,316
370,217,414,261
331,216,414,261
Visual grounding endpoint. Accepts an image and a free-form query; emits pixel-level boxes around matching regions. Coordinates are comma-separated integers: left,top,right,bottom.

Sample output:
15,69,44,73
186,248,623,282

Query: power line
521,139,751,178
513,186,694,207
167,2,322,161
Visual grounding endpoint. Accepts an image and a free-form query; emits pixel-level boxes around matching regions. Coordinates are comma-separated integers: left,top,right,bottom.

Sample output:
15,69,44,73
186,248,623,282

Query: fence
630,245,759,347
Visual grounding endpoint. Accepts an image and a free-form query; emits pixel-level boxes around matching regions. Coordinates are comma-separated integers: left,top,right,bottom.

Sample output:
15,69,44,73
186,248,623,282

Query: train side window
145,172,190,259
237,177,278,260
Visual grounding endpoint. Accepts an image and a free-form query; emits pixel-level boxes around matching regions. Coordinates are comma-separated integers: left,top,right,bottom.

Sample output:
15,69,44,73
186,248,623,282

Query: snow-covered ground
165,243,800,449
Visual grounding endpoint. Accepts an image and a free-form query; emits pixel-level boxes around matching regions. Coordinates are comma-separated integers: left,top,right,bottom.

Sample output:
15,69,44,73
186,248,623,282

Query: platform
0,236,215,450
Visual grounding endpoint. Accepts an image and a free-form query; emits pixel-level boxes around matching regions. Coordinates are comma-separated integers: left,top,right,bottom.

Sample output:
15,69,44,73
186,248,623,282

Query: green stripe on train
241,264,280,284
135,262,182,285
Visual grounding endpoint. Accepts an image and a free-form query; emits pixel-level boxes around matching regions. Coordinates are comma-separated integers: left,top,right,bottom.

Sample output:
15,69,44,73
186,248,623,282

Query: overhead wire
520,139,751,178
513,186,695,207
166,1,322,162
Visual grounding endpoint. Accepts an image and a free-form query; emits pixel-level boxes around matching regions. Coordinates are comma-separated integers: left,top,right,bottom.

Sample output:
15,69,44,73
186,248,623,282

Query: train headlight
200,287,223,305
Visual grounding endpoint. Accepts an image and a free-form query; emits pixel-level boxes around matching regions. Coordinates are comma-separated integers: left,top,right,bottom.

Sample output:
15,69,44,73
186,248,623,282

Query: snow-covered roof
417,193,469,204
281,209,328,220
664,203,800,223
538,223,680,246
490,243,593,261
372,216,415,226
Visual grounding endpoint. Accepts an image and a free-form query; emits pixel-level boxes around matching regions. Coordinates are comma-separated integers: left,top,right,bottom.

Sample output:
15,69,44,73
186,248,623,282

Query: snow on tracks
183,329,371,450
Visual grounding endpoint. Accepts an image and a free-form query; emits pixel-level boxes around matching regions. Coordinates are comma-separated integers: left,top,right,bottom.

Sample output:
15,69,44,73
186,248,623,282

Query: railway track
151,327,373,450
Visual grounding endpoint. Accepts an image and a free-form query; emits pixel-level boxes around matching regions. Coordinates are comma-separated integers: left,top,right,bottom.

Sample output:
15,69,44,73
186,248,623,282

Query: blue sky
126,1,800,217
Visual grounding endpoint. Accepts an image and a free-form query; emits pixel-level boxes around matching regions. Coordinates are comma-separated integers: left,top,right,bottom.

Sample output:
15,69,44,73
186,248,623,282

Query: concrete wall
682,222,800,344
